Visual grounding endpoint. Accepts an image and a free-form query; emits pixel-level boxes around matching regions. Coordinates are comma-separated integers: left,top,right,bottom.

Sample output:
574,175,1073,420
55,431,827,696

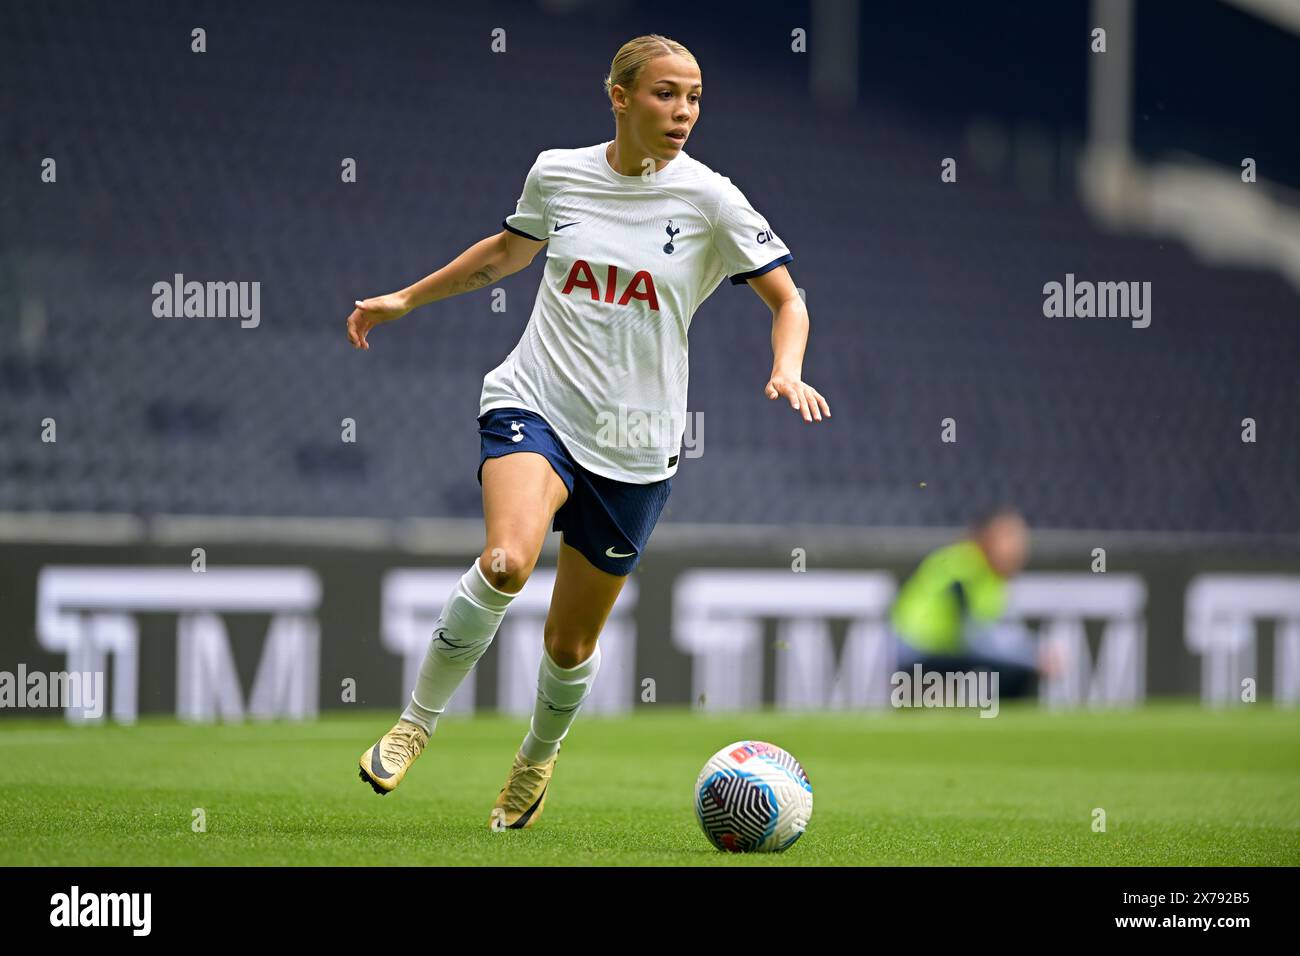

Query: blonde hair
603,34,699,116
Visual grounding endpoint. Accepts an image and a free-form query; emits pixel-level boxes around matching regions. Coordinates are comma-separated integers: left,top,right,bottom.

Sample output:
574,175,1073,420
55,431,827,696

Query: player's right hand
1036,640,1067,680
347,293,410,350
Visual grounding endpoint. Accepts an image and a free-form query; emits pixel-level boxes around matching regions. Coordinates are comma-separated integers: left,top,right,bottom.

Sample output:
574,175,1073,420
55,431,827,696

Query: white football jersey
479,140,793,483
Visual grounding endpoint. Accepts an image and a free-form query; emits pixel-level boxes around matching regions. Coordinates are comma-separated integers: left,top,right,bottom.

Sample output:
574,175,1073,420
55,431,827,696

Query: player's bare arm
346,229,547,350
747,264,831,424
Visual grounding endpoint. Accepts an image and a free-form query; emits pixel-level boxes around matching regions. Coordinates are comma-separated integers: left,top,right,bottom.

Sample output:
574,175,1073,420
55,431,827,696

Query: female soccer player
348,34,830,831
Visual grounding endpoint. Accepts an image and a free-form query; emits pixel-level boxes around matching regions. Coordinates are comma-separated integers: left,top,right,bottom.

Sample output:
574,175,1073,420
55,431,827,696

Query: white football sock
520,644,602,762
401,558,516,735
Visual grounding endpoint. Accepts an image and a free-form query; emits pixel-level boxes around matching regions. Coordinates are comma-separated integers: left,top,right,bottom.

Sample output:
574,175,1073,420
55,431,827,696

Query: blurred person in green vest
890,507,1057,698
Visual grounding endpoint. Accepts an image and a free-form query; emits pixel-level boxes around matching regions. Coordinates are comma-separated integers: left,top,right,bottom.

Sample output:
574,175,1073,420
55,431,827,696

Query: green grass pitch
1,702,1297,866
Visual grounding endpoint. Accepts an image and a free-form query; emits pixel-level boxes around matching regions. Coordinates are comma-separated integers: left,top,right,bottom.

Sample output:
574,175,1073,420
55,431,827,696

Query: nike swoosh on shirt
553,221,580,232
605,546,636,558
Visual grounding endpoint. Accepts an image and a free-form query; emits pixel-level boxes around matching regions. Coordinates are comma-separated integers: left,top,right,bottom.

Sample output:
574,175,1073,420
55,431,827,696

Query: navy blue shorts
476,407,671,576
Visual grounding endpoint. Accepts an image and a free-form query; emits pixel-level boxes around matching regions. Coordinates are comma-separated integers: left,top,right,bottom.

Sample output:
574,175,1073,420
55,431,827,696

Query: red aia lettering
560,260,659,311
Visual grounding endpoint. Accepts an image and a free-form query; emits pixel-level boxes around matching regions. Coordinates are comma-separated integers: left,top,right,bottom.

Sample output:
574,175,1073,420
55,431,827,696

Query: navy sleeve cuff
502,219,545,242
729,253,793,285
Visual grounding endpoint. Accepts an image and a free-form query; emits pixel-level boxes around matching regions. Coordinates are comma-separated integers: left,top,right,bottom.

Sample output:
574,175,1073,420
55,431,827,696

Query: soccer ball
694,740,813,852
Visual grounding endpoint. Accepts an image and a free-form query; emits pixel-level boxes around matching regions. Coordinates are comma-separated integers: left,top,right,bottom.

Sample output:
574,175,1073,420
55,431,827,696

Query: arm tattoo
462,264,500,292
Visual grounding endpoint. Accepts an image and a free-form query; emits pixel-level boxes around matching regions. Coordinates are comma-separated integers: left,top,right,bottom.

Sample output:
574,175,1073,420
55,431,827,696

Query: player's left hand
765,374,831,423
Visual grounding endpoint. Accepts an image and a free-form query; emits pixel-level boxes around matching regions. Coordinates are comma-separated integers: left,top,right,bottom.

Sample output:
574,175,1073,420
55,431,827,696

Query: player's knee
543,628,597,669
479,544,536,592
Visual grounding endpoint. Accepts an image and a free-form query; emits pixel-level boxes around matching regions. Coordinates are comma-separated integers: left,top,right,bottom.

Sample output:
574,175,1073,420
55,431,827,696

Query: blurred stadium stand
2,0,1298,532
